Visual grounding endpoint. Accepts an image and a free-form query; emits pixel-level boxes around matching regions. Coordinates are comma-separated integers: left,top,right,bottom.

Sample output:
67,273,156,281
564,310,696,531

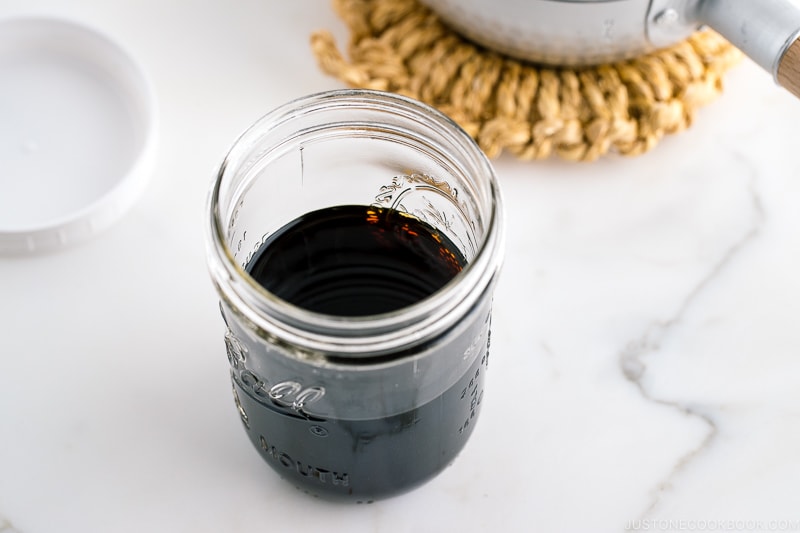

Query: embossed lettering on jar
206,90,504,501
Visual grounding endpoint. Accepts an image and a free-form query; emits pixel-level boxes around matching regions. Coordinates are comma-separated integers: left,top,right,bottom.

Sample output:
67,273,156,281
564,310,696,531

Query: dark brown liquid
232,345,488,501
245,205,466,316
238,205,487,500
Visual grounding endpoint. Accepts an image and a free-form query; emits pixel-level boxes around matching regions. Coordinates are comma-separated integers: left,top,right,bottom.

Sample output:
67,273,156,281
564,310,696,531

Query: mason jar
206,89,504,501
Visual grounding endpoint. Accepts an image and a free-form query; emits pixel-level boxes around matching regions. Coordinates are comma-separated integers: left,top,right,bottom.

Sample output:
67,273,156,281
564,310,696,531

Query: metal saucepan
419,0,800,98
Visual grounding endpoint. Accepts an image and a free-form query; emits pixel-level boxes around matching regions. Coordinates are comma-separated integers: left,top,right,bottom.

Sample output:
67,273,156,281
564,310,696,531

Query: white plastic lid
0,16,158,254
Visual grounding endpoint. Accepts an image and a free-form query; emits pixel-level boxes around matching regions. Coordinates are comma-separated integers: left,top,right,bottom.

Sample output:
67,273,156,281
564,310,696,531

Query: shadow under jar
206,90,504,501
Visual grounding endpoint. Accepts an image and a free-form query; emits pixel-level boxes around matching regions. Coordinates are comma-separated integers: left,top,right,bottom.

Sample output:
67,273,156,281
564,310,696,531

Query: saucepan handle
700,0,800,99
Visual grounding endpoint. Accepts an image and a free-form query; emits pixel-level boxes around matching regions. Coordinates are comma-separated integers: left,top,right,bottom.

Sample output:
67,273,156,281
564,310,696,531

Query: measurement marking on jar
457,388,483,435
299,145,305,187
458,330,490,435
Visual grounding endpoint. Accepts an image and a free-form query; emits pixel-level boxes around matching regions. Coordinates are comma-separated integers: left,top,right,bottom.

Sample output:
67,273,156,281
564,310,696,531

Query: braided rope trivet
311,0,743,161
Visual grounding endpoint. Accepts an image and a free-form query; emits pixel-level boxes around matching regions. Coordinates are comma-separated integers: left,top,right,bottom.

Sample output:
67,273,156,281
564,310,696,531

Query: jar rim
206,89,504,358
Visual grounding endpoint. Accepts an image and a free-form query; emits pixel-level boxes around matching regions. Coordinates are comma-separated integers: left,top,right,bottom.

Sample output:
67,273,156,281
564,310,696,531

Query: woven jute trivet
311,0,743,161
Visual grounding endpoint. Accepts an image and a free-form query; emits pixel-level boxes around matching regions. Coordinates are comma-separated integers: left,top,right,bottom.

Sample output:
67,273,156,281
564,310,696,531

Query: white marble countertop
2,1,800,532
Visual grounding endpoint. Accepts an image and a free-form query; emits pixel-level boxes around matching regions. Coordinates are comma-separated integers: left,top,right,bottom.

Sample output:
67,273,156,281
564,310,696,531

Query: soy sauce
237,204,488,500
232,349,488,501
245,205,467,316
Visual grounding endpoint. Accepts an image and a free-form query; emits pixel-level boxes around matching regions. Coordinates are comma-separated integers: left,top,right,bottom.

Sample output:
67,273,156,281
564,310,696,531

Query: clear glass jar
206,89,504,501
